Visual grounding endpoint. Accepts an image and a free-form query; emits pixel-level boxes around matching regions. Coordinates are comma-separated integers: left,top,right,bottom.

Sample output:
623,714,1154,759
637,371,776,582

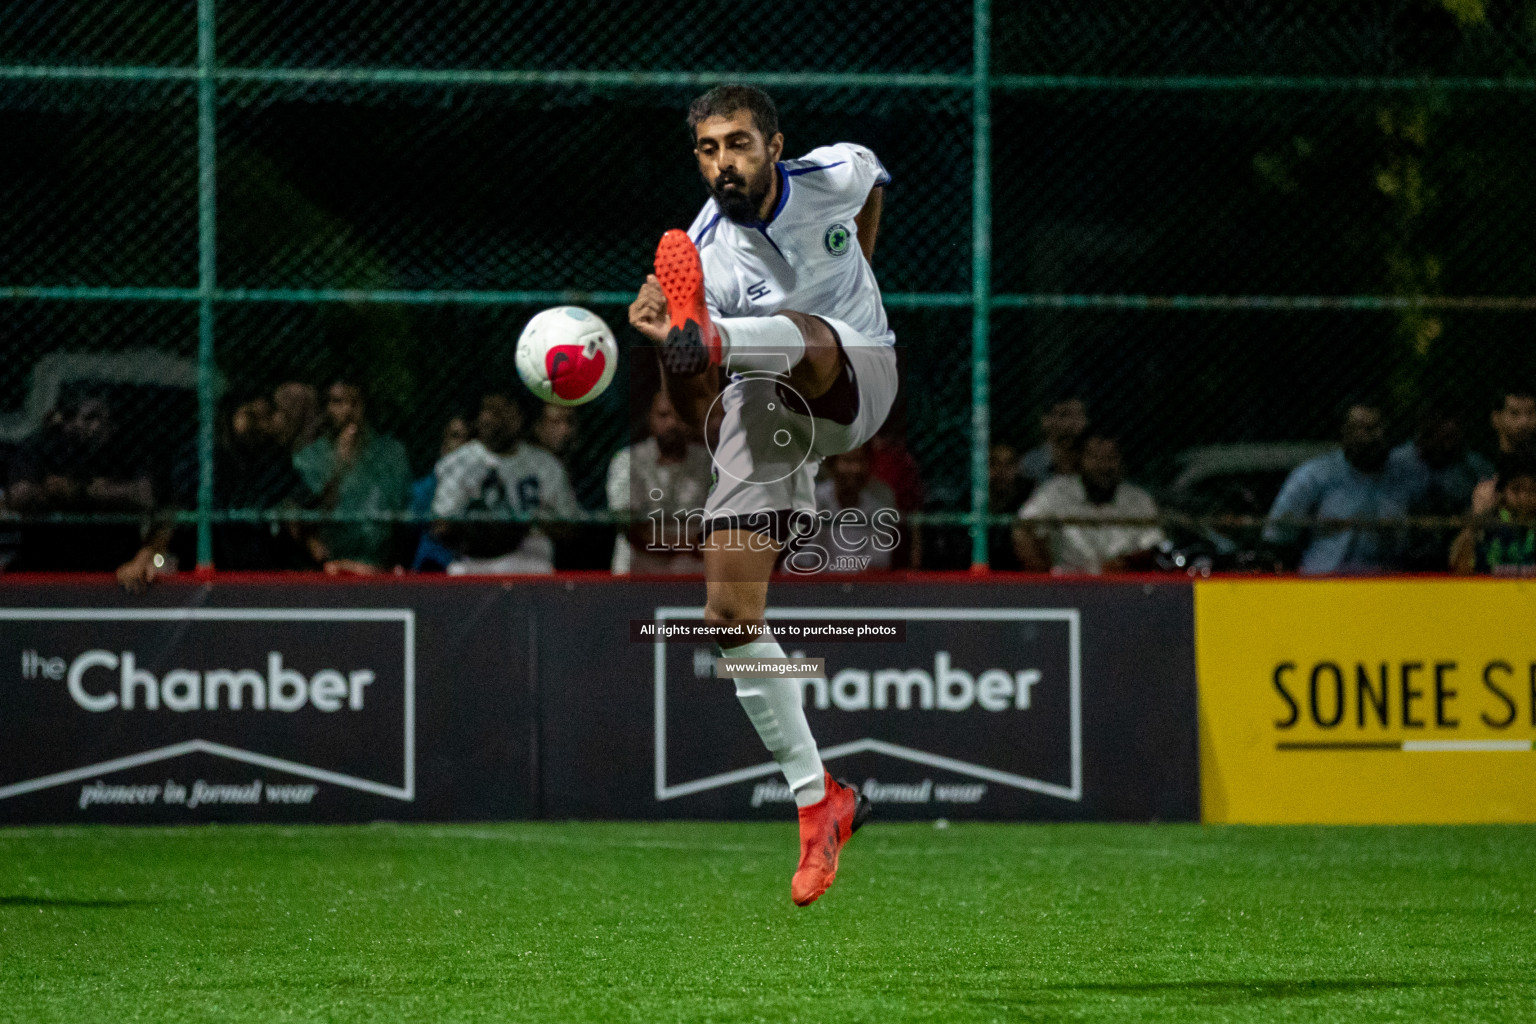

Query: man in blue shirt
1390,408,1494,570
1390,409,1494,513
1264,402,1420,575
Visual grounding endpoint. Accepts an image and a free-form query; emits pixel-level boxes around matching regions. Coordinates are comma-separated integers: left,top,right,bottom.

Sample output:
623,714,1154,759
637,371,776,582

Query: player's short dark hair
1493,387,1536,410
480,389,533,424
326,375,366,399
687,85,779,143
1336,393,1385,424
220,386,268,414
1047,389,1088,410
445,401,478,427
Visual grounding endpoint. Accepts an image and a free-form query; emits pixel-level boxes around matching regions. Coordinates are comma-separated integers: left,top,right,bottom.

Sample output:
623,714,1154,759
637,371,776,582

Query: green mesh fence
2,1,1535,573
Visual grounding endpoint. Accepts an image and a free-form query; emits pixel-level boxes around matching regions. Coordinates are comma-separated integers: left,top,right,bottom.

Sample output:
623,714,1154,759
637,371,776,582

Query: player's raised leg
651,230,847,400
703,528,870,906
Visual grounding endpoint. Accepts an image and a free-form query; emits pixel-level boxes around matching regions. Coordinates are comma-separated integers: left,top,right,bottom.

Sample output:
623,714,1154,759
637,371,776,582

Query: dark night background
2,0,1535,532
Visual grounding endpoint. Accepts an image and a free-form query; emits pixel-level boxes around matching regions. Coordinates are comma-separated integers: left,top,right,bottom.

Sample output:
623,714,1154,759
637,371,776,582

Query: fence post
969,0,993,570
195,0,218,570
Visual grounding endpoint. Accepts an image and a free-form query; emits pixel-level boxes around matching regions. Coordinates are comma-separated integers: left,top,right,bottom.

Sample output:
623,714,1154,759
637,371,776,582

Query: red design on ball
545,344,606,402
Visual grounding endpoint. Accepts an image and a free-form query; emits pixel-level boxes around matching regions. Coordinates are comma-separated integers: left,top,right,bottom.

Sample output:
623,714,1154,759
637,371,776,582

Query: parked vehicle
1153,442,1332,573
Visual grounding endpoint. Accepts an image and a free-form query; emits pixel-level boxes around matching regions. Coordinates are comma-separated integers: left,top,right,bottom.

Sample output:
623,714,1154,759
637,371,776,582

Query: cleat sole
653,229,719,366
838,777,874,834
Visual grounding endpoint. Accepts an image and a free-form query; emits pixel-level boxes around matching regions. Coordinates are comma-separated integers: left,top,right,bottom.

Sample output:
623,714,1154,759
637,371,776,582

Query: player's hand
306,536,332,566
1471,477,1498,516
335,423,362,466
628,274,671,344
116,548,160,594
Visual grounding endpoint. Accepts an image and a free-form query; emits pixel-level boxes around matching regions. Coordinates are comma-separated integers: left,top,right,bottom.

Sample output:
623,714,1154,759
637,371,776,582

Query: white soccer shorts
703,316,897,539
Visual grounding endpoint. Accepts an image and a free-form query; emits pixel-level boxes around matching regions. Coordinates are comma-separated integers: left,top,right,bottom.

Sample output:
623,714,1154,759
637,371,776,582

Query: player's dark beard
710,166,772,225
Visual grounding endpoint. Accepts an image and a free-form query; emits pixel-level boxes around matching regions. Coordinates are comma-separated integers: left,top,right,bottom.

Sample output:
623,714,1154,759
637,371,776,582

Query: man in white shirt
1014,432,1165,574
432,392,578,575
607,391,713,575
627,85,892,905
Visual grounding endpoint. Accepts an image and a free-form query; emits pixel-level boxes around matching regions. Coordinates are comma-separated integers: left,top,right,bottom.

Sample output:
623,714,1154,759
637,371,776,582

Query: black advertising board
536,579,1199,822
0,581,533,823
0,577,1198,823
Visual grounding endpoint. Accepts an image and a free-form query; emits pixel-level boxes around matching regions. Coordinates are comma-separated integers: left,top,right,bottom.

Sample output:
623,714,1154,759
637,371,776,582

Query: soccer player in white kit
629,85,897,905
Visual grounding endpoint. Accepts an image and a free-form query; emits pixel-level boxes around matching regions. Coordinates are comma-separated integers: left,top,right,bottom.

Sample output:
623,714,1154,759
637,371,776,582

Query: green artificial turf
2,822,1533,1023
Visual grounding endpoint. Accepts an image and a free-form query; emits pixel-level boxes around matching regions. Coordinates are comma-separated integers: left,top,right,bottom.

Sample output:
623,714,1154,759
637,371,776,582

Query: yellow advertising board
1195,579,1536,824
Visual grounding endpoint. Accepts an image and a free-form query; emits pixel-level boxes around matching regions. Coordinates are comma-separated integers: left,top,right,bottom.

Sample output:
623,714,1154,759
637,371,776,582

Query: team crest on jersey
823,223,852,257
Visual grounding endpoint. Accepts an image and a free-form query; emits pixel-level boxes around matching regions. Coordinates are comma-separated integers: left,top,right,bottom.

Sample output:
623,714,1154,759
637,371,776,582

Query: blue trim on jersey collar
784,160,846,177
739,163,791,261
762,162,790,226
692,211,723,247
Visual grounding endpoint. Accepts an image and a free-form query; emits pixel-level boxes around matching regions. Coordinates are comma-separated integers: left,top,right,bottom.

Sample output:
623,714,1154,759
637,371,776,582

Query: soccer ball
515,306,619,407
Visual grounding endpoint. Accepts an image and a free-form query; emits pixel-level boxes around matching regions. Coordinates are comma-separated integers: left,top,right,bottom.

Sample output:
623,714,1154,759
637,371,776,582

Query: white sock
716,315,807,376
721,635,826,807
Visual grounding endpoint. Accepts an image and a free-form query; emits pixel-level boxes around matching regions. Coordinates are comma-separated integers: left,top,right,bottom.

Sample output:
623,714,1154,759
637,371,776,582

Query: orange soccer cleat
653,229,721,375
790,774,872,907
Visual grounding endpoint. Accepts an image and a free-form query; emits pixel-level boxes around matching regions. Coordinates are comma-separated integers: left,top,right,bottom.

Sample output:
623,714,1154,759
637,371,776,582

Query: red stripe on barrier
0,569,1479,588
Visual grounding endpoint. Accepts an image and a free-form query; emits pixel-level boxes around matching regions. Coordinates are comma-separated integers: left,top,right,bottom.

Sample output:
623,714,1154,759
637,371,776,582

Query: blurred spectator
1019,394,1089,491
1014,431,1164,574
204,392,308,571
293,379,411,574
1393,408,1494,513
1490,388,1536,458
533,404,577,459
1392,408,1494,571
988,442,1026,571
1451,453,1536,576
1469,389,1536,516
8,391,156,572
805,445,900,573
1262,402,1418,575
531,401,607,562
118,391,307,590
606,391,712,575
867,417,924,513
271,381,325,455
866,417,923,567
409,413,473,572
432,391,578,574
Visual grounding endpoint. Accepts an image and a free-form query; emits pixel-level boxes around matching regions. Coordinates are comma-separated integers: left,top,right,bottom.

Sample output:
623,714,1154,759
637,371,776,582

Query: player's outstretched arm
855,186,883,263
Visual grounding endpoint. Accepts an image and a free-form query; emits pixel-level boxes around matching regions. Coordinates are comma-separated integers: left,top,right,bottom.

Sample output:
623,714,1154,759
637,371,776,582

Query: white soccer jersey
686,142,894,347
432,439,579,571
